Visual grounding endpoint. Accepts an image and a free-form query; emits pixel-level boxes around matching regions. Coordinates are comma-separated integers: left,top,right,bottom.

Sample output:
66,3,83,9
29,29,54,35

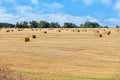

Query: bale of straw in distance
74,29,80,32
57,30,61,32
6,30,10,32
94,33,102,38
11,30,14,32
42,31,47,34
20,37,30,42
103,31,111,35
29,35,36,39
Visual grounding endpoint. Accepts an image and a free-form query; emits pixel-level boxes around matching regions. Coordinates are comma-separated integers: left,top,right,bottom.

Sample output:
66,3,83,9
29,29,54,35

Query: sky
0,0,120,27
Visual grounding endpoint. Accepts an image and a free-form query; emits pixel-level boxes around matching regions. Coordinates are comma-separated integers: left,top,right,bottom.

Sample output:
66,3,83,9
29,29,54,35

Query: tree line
0,20,120,28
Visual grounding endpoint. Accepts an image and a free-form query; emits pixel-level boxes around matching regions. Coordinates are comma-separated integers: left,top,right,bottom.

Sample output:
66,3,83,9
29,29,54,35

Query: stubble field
0,28,120,80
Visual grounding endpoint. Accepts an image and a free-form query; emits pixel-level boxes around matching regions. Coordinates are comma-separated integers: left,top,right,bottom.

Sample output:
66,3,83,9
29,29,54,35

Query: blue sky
0,0,120,27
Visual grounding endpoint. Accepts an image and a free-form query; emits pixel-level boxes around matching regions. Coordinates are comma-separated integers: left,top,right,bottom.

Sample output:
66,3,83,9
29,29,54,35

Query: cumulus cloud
30,0,38,5
82,0,95,5
104,18,120,26
114,1,120,10
0,6,98,26
101,0,112,5
113,0,120,16
36,14,98,26
15,5,34,14
42,2,63,13
0,6,18,23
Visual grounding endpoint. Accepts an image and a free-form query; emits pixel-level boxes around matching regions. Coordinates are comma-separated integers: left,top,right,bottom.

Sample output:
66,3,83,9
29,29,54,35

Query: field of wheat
0,28,120,80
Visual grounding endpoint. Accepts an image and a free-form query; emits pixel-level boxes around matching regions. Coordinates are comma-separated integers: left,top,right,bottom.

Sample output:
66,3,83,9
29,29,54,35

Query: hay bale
103,31,111,35
20,37,30,42
42,31,47,34
18,29,22,31
92,30,99,33
94,33,102,38
11,30,14,32
57,30,61,32
31,29,34,31
71,29,75,32
75,29,80,32
35,29,38,31
6,30,10,32
29,35,36,39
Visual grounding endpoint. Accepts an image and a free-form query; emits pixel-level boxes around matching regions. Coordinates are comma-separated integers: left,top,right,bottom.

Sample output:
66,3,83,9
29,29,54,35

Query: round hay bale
11,30,14,32
94,33,102,38
56,30,61,32
6,30,10,32
42,31,47,34
20,37,30,42
103,31,111,35
71,29,75,32
31,29,34,31
35,29,38,31
29,35,36,39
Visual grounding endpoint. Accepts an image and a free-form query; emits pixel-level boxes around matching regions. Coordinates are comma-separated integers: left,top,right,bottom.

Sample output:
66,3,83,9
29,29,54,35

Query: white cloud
15,5,34,14
0,7,7,14
0,5,18,23
30,0,38,5
82,0,95,5
42,2,63,13
43,2,63,9
104,18,120,23
101,0,112,5
77,0,112,5
0,0,17,5
21,14,98,26
113,0,120,16
114,1,120,10
0,12,19,23
104,18,120,26
0,5,98,25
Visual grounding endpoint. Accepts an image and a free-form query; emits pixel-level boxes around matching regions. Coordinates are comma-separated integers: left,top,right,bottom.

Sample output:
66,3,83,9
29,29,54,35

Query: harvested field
0,28,120,80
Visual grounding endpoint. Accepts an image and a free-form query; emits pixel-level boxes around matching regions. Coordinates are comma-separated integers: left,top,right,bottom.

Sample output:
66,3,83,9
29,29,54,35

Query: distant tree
83,22,100,28
29,21,38,28
116,25,120,28
103,26,109,28
80,23,84,28
50,22,60,28
55,22,60,28
38,20,50,28
50,22,56,28
20,21,28,28
63,22,77,28
15,22,21,28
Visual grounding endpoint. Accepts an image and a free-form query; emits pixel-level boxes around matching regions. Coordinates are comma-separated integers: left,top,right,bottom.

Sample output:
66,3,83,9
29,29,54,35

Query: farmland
0,28,120,80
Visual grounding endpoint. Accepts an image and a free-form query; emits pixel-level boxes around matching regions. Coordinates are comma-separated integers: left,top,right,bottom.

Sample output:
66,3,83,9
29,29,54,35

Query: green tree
103,26,109,28
55,22,60,28
80,23,84,28
50,22,60,28
15,22,21,28
83,22,100,28
29,21,38,28
116,25,120,28
20,21,28,28
63,22,77,28
38,20,50,28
